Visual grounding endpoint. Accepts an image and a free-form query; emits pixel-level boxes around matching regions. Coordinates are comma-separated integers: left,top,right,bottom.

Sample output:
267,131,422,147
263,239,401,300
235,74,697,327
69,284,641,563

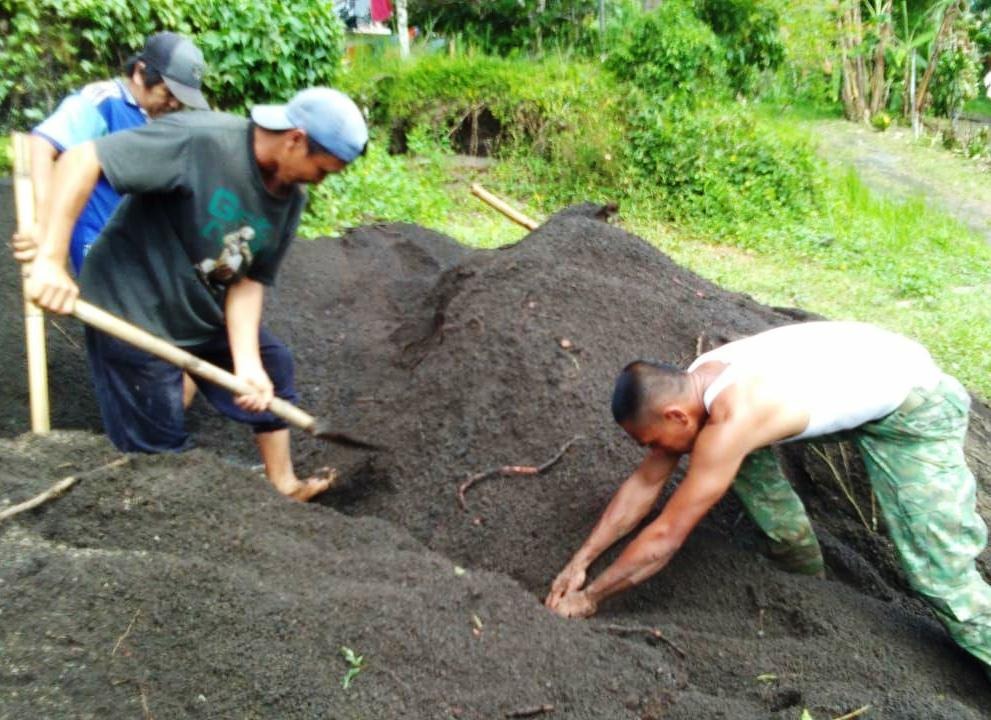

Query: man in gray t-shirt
27,87,369,502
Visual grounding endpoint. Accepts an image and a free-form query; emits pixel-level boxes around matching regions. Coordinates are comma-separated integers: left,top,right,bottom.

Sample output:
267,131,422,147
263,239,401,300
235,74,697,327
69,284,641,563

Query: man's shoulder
160,111,249,134
77,79,130,108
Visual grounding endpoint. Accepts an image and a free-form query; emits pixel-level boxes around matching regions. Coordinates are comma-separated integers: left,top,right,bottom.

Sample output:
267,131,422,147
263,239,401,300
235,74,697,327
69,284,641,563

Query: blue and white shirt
33,79,149,274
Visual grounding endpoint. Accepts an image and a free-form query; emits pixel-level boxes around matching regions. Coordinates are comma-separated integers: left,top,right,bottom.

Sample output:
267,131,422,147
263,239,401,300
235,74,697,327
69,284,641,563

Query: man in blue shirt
13,31,208,407
12,31,209,274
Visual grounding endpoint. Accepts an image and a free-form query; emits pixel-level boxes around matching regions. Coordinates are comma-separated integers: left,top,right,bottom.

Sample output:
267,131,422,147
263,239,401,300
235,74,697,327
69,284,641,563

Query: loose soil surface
2,186,990,719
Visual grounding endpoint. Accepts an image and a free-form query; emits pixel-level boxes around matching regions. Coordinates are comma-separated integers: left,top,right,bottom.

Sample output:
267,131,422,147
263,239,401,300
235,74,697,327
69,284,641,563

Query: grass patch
0,135,11,175
625,169,991,399
963,94,991,119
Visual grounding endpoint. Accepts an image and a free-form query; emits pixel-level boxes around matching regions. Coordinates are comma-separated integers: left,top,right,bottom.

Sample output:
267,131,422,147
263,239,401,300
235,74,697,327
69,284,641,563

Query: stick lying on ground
0,457,130,522
470,183,540,231
457,436,582,511
505,705,554,718
598,623,688,659
71,299,381,451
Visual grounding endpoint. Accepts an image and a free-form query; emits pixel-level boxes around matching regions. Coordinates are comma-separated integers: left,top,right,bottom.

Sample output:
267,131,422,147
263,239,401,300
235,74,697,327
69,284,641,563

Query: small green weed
340,646,365,690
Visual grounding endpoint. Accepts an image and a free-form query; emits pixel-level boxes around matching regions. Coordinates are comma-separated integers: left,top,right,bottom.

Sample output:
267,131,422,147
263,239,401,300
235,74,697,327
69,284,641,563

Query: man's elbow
641,521,687,560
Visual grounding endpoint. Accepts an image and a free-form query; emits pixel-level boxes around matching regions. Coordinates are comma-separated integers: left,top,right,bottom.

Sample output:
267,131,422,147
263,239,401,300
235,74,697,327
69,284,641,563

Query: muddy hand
26,256,78,314
553,590,597,619
545,563,587,610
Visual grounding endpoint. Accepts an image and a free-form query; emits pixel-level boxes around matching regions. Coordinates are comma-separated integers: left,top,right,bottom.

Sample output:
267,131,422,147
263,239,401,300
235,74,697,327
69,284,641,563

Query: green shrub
627,100,821,225
0,0,344,130
0,135,11,175
299,127,451,237
339,53,627,192
605,0,725,100
930,25,980,119
0,0,152,129
693,0,785,95
170,0,345,113
409,0,606,56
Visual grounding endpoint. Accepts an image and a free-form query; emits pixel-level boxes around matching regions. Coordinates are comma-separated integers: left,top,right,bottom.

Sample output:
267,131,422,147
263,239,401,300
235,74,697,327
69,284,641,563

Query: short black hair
611,360,689,426
124,55,165,88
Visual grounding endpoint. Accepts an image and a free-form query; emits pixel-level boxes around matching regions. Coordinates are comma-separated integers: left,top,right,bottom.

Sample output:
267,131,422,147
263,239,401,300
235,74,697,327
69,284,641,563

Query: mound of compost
2,184,990,719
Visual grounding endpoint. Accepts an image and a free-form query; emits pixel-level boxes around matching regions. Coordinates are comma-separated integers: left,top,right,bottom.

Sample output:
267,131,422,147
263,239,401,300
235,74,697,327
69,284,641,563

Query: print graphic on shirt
196,187,275,290
200,187,273,252
195,226,255,290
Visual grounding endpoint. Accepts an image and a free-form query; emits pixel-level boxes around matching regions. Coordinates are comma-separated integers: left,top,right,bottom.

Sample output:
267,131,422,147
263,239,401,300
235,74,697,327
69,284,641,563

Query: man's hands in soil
551,590,598,619
545,562,587,610
26,256,78,314
234,363,274,413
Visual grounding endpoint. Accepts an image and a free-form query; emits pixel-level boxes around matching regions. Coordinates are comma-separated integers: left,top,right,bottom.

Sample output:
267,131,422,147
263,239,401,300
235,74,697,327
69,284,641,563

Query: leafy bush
693,0,785,94
929,18,981,119
0,0,344,131
169,0,345,113
0,135,11,175
408,0,605,56
627,100,821,225
605,0,725,100
0,0,152,128
300,127,451,237
338,53,627,192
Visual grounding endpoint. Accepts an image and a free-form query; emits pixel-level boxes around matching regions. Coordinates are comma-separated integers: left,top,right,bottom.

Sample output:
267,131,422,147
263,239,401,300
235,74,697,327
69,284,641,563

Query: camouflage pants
733,375,991,667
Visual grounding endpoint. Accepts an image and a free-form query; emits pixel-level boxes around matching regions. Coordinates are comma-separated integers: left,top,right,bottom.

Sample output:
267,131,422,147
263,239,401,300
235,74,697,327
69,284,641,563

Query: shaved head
611,360,690,427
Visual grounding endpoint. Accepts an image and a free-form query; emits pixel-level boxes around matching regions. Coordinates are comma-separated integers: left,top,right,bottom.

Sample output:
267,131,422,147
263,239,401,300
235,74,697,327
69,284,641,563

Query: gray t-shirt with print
80,111,305,346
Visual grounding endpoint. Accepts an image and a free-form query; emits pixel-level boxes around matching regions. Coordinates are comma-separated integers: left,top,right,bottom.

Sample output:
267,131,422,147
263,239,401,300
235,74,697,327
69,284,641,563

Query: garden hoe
71,298,382,451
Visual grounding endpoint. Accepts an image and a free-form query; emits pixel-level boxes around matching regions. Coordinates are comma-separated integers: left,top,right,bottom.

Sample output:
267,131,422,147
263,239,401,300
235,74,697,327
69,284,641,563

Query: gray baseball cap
141,32,209,110
251,87,369,163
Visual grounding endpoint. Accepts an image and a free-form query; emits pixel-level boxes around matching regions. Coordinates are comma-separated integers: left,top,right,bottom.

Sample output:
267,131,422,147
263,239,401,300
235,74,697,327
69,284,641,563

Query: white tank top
687,322,942,440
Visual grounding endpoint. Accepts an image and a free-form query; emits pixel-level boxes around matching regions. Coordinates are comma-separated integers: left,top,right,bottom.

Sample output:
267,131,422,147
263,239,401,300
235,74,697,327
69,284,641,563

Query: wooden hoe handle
72,299,317,433
470,183,539,231
12,131,51,433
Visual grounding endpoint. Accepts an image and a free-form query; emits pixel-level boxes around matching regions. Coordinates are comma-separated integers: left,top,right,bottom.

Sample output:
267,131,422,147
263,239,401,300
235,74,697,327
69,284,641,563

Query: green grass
0,135,12,175
624,169,991,400
963,94,991,119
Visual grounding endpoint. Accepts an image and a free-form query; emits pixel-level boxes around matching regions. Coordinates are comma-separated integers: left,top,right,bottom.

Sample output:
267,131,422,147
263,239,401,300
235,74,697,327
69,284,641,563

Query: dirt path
809,119,991,242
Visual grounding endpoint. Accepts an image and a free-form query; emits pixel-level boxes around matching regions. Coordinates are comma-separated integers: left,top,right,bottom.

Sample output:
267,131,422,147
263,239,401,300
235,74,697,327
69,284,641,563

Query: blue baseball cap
251,88,368,163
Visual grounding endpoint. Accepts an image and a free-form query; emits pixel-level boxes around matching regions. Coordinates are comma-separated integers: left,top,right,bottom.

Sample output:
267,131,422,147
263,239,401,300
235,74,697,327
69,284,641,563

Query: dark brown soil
2,183,990,719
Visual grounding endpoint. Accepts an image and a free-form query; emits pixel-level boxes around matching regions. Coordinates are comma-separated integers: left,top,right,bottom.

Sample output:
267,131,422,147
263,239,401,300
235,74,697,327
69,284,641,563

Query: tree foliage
605,0,726,99
694,0,785,93
0,0,345,131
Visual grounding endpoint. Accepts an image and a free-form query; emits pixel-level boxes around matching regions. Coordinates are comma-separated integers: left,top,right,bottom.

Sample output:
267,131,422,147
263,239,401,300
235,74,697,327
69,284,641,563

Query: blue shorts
84,326,298,453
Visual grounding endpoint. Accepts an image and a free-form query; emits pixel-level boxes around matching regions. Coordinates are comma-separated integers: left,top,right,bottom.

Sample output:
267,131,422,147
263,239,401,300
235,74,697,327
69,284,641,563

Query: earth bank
1,188,990,719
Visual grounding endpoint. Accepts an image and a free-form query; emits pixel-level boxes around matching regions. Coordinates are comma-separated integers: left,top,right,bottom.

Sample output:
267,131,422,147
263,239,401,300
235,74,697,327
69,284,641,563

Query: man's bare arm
27,142,101,314
579,423,753,611
226,277,273,414
30,135,59,228
544,449,679,608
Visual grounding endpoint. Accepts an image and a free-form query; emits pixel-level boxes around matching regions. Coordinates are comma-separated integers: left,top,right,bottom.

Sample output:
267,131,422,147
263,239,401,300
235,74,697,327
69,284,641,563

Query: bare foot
285,467,338,502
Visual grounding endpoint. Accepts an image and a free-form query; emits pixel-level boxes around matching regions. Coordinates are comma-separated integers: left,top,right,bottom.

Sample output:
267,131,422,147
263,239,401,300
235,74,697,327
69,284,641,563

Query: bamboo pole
469,183,539,231
11,132,51,434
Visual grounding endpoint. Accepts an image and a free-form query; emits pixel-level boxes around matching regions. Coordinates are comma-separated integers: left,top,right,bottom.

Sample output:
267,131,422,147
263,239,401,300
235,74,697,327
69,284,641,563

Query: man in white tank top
545,321,991,674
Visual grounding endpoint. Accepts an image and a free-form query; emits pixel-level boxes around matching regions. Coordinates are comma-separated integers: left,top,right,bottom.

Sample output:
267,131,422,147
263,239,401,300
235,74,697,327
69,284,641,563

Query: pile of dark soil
2,185,990,718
